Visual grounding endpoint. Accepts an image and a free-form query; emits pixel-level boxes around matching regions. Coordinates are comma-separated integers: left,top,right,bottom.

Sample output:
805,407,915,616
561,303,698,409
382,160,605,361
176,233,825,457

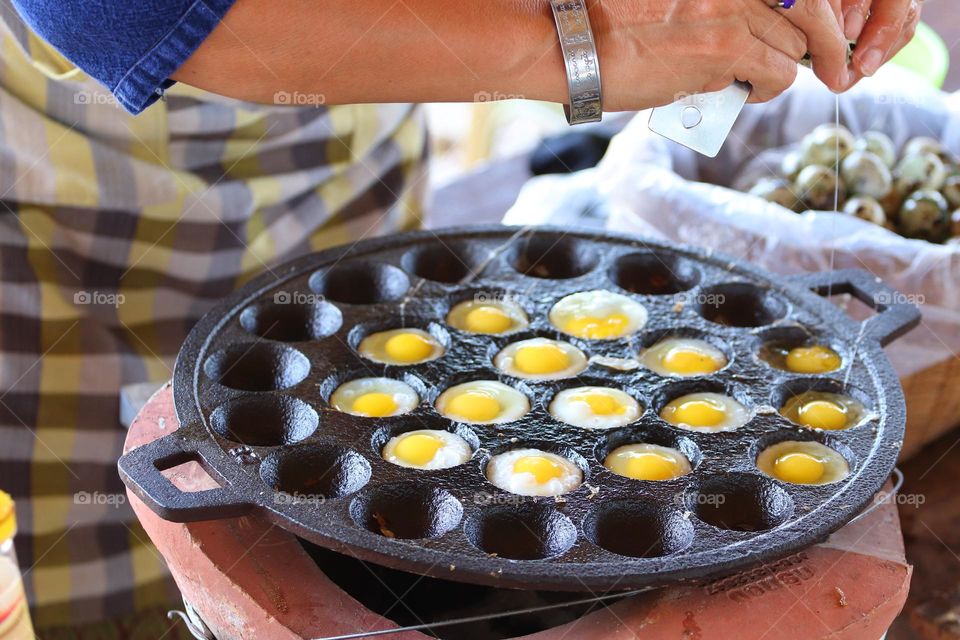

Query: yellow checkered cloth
0,4,427,627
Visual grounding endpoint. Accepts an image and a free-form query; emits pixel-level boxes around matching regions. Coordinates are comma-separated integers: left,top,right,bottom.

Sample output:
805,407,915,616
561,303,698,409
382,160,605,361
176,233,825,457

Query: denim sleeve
10,0,237,113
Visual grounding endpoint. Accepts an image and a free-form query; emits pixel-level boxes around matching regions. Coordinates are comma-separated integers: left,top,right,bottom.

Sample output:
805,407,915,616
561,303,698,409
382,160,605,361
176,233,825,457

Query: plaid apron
0,4,428,628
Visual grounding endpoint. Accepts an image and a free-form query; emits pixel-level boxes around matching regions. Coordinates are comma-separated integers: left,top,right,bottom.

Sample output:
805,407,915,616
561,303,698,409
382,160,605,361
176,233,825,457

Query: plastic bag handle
789,269,921,346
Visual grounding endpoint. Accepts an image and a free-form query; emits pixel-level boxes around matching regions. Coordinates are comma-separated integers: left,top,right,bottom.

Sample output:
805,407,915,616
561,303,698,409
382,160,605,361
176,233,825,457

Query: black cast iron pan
118,226,920,591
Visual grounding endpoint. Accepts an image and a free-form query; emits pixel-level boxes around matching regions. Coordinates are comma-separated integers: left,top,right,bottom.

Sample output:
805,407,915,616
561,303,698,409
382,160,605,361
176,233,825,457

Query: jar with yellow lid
0,492,34,639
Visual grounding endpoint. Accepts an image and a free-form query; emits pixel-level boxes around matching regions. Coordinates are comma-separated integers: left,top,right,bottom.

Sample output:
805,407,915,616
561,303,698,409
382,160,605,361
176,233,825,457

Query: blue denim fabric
10,0,237,113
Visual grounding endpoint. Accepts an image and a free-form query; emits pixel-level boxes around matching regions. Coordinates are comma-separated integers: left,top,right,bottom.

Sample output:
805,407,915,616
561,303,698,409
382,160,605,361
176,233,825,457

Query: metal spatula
647,81,751,157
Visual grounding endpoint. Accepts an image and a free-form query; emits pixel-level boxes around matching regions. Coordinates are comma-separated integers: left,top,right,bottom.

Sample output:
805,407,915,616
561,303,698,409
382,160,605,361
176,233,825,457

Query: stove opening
297,538,632,639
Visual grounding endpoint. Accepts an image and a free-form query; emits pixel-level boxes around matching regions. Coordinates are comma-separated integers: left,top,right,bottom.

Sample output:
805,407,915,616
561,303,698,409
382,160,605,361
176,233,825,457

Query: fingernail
844,9,865,41
860,48,883,76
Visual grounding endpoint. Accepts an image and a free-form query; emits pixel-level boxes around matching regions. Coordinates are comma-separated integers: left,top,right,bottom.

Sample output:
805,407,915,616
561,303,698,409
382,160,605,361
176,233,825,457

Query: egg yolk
785,345,842,374
564,313,629,339
661,346,723,375
663,398,727,427
384,333,435,363
393,433,444,466
445,391,501,422
513,455,564,484
572,392,625,416
796,400,848,430
352,392,398,417
620,452,681,481
465,306,513,334
773,452,825,484
514,344,570,374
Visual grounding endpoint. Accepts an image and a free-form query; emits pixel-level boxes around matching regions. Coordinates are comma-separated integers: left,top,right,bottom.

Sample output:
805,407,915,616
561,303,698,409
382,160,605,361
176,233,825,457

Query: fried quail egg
382,429,473,470
549,386,641,429
494,338,588,381
435,380,530,424
604,444,692,481
358,328,444,365
757,441,850,485
660,392,749,432
486,448,583,497
447,298,528,335
761,343,842,374
330,377,419,417
780,390,866,431
548,290,647,340
640,337,728,377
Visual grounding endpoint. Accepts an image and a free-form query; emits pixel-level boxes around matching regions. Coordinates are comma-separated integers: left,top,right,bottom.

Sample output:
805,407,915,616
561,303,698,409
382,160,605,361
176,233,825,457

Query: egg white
382,429,473,470
779,391,866,431
756,440,850,485
493,338,588,381
604,443,692,481
640,337,727,377
446,299,528,335
330,377,419,417
659,392,750,433
435,380,530,424
357,328,444,365
548,290,647,340
486,448,583,497
549,386,641,429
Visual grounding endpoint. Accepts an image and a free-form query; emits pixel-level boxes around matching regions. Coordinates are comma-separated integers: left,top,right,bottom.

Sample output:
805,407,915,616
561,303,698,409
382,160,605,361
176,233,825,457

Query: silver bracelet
549,0,603,125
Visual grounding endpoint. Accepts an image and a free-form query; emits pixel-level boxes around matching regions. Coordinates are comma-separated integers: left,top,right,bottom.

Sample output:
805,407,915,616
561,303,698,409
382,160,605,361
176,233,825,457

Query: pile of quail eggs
748,124,960,244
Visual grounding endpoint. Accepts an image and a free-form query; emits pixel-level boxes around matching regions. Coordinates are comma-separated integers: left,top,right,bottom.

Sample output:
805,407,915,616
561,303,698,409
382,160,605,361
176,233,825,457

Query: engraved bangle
549,0,603,125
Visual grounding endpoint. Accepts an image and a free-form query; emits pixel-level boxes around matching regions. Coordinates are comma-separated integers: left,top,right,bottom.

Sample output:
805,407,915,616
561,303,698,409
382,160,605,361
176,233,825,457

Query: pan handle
118,426,254,522
789,269,921,347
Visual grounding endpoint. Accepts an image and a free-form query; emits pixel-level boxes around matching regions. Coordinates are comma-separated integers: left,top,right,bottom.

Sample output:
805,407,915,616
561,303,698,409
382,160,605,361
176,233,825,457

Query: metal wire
311,587,657,640
848,467,904,524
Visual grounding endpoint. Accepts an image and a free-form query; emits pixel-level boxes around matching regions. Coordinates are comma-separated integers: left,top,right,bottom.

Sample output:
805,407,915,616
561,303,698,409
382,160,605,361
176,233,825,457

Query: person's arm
12,0,868,116
174,0,814,111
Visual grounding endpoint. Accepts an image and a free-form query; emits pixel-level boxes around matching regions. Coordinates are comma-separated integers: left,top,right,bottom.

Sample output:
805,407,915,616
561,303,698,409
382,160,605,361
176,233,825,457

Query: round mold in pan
119,226,920,592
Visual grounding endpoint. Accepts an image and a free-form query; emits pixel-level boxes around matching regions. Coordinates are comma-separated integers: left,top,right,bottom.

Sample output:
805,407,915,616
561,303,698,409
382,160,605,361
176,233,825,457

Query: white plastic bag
597,67,960,384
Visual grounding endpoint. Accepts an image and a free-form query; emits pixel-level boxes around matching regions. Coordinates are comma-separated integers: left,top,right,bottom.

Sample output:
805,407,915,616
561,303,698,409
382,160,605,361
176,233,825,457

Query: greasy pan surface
119,226,919,591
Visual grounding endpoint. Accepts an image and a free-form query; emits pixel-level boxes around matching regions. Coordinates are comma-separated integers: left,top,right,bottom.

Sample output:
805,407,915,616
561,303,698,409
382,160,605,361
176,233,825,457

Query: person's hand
775,0,853,89
590,0,848,112
842,0,922,83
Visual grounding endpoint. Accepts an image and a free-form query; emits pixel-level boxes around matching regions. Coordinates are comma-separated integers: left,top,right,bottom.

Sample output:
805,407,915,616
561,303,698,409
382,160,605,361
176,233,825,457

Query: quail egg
902,136,944,160
749,178,802,211
757,441,850,485
895,152,947,193
800,124,855,167
781,151,804,183
640,337,728,377
899,190,951,242
854,131,896,168
761,343,843,374
494,338,588,381
843,196,887,226
660,392,750,433
331,377,420,417
548,386,641,429
795,165,845,211
780,390,866,430
447,298,528,335
548,290,647,340
435,380,529,424
382,430,473,469
943,174,960,211
604,443,692,481
840,150,892,199
358,328,444,365
486,449,583,497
